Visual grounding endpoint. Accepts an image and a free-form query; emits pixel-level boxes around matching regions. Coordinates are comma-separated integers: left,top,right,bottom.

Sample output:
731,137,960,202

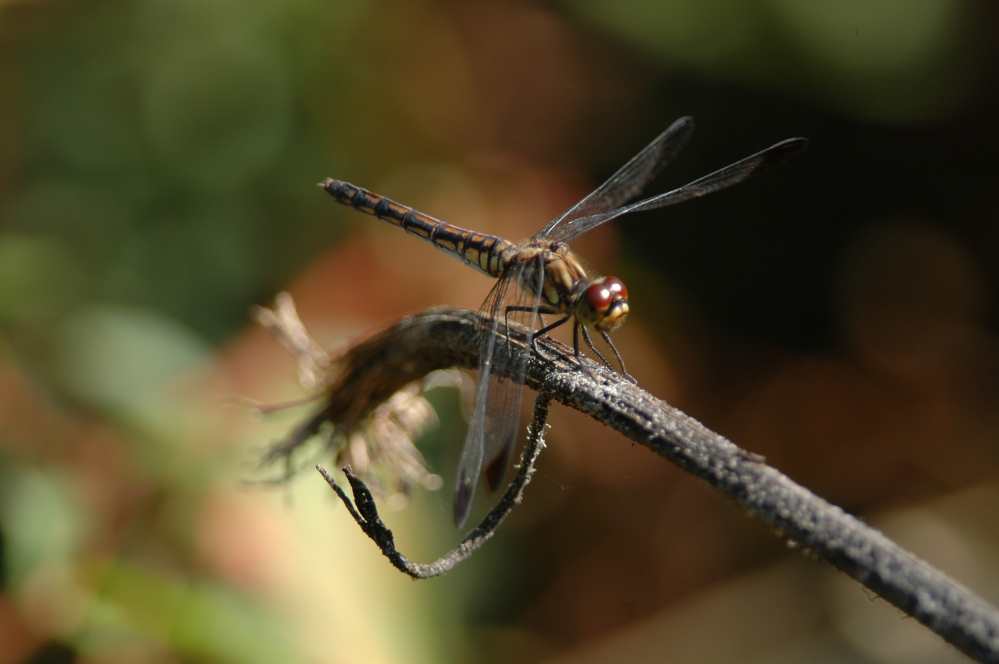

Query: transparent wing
453,258,543,527
480,270,545,492
534,117,695,240
547,137,808,244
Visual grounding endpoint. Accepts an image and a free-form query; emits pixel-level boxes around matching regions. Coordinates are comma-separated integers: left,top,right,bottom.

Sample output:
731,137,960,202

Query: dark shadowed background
2,1,998,662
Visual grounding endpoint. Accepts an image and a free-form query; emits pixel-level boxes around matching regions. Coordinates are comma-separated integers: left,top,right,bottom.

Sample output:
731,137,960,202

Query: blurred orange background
2,1,998,662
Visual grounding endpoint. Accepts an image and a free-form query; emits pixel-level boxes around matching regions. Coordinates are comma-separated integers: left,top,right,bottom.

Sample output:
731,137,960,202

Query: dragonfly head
577,276,629,332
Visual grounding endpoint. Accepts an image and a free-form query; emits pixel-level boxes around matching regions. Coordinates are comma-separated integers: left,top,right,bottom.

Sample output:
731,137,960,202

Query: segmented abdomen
321,178,515,278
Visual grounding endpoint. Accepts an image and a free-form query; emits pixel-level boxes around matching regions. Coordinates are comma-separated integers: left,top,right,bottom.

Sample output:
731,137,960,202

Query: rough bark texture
280,307,999,663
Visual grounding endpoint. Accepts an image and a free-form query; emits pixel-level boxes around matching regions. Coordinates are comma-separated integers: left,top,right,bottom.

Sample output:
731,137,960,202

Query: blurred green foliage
2,1,997,662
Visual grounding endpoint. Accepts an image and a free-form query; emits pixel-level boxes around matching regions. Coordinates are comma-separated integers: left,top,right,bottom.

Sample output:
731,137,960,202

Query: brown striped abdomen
321,178,515,278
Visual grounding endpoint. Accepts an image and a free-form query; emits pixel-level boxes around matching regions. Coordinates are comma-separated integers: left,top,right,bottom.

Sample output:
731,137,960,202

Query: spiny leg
530,314,571,361
599,330,637,383
580,324,614,370
504,304,560,360
572,321,597,378
505,304,558,330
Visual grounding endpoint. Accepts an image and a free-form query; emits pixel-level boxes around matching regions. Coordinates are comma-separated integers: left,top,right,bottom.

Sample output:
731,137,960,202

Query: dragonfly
321,116,807,527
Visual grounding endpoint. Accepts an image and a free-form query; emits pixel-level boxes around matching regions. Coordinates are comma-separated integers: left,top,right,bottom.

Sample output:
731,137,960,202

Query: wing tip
677,115,695,129
668,115,696,142
753,136,809,171
774,136,810,158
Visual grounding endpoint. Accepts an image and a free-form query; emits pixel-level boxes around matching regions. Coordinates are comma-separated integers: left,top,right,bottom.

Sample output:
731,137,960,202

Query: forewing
453,259,542,527
535,117,695,240
548,136,808,244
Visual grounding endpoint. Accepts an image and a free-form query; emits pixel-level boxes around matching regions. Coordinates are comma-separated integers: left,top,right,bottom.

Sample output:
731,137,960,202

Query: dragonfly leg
504,305,558,327
504,305,561,358
572,321,597,379
505,304,552,363
599,330,637,383
580,324,614,370
530,314,571,361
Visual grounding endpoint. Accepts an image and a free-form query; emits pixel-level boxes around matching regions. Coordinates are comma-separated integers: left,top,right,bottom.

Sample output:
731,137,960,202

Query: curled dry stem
260,306,999,663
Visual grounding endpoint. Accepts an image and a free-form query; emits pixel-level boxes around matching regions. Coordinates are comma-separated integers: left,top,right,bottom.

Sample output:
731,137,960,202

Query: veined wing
454,258,543,527
547,136,808,244
534,117,695,240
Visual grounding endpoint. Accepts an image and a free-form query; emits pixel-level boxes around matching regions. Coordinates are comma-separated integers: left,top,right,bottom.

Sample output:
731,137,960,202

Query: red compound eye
584,283,612,312
604,276,628,300
584,277,628,312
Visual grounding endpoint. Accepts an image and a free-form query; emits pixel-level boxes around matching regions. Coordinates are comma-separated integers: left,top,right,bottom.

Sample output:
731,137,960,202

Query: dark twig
316,394,550,578
272,307,999,662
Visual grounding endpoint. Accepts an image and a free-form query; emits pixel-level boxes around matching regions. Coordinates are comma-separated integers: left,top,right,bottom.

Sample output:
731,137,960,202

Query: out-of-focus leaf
81,560,293,664
57,307,208,434
0,468,86,584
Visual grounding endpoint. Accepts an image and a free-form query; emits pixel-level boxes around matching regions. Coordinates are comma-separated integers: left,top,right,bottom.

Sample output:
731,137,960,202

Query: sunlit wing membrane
454,280,505,527
453,258,542,527
535,116,696,240
480,278,543,492
548,137,808,244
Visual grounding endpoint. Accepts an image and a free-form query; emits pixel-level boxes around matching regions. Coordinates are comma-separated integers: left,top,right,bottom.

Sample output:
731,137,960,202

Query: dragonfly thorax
515,242,630,332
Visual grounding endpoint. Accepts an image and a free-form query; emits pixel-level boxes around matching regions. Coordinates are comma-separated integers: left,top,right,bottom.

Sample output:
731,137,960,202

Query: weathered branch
272,307,999,662
317,394,550,578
